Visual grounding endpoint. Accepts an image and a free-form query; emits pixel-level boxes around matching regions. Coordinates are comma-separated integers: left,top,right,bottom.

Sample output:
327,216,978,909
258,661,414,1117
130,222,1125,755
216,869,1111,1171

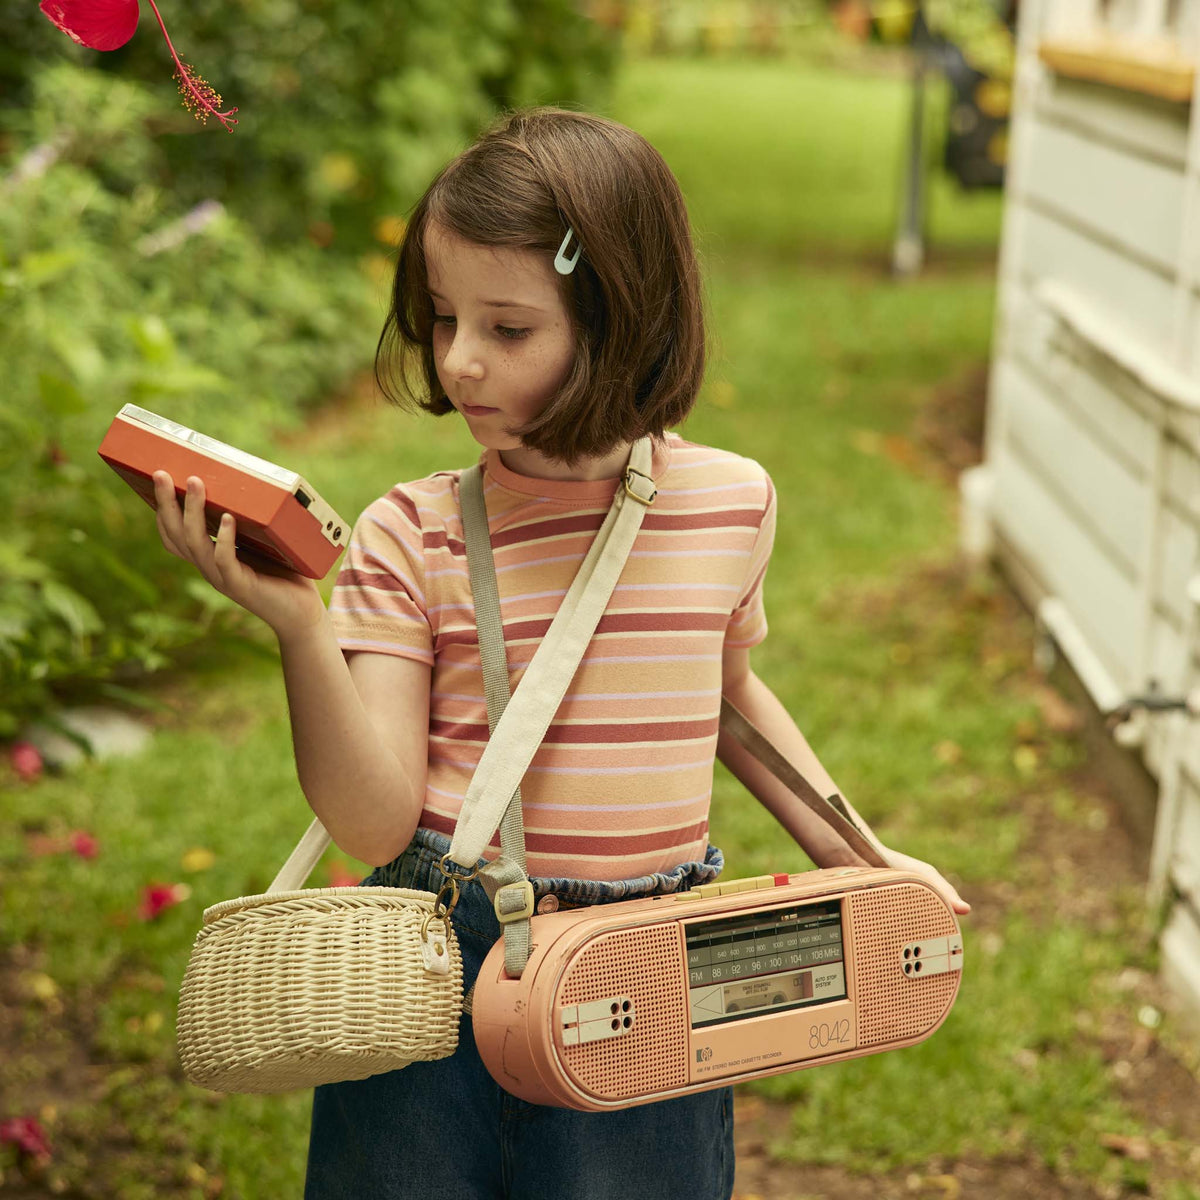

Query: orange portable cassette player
98,404,348,578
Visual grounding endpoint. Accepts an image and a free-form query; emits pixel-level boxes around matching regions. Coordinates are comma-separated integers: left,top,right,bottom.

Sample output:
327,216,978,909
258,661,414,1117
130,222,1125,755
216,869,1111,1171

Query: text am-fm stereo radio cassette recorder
472,864,963,1111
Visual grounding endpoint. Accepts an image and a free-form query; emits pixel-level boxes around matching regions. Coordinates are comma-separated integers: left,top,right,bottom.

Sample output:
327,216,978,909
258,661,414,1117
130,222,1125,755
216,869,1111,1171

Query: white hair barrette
554,226,582,275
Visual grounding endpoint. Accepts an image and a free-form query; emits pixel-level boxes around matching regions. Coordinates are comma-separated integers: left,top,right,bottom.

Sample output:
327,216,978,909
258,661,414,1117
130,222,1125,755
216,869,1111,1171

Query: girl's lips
461,403,499,416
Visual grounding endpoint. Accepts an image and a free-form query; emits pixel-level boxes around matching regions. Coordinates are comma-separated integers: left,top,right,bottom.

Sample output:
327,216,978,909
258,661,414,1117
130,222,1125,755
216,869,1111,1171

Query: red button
773,873,790,886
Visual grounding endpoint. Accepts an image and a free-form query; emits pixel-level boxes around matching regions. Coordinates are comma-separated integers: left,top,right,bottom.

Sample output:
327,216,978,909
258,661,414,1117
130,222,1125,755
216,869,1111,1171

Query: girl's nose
442,331,484,380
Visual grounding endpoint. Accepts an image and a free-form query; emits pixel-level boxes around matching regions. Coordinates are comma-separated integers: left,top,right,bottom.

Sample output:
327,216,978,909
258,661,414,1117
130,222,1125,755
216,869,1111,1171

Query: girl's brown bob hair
375,106,706,465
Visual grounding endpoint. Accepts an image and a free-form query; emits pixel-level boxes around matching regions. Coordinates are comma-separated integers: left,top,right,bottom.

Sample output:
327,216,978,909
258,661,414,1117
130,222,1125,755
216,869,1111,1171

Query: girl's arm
718,646,969,914
278,616,431,867
152,470,428,866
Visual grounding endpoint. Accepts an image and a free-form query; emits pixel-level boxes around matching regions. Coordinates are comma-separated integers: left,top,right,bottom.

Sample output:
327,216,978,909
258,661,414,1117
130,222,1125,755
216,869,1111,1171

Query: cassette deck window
685,900,847,1028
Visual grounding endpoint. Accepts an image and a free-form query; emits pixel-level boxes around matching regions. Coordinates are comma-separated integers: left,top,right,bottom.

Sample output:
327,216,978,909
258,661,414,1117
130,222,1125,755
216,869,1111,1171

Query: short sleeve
724,471,776,649
326,487,434,666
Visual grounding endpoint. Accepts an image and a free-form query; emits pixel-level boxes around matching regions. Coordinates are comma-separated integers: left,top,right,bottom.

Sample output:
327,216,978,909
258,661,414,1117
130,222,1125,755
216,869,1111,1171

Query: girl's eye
432,313,455,326
497,326,532,341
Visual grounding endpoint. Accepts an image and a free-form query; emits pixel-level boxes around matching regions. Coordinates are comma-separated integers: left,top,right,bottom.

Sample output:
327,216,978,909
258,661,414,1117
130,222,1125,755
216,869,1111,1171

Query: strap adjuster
494,880,535,924
623,467,657,506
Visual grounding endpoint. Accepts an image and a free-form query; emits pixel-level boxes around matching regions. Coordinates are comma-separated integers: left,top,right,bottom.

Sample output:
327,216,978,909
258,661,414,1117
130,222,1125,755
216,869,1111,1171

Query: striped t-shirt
327,432,777,881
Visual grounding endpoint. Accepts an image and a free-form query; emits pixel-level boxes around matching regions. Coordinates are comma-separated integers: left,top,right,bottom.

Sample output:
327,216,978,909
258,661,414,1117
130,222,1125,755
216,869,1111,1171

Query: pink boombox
471,864,963,1110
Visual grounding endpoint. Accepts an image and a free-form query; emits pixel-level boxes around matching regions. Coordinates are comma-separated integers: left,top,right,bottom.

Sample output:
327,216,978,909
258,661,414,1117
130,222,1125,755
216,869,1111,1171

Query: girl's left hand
878,847,971,916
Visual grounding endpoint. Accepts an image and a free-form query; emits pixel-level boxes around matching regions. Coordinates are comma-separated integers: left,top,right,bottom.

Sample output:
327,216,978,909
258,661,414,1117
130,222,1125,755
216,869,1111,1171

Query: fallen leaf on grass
906,1173,960,1197
181,847,216,872
1028,682,1084,734
933,739,962,764
1099,1133,1151,1161
1012,745,1039,775
20,971,60,1003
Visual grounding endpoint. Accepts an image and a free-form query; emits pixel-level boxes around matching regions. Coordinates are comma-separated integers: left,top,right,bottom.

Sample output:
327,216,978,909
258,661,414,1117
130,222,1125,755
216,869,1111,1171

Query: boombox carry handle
718,697,888,869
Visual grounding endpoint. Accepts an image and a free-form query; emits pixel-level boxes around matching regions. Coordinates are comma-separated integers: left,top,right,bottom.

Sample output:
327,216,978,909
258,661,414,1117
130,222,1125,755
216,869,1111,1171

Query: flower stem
142,0,238,131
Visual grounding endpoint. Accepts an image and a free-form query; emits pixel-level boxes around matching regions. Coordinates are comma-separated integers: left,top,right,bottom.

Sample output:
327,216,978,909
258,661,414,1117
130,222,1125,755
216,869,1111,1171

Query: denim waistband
363,826,724,909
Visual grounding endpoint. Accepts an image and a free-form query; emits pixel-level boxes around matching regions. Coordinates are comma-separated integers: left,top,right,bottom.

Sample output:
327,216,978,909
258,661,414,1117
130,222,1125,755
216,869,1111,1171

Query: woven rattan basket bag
176,817,463,1094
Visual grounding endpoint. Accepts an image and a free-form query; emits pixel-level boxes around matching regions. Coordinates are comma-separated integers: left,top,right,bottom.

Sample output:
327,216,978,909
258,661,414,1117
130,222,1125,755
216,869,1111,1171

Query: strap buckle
494,880,535,924
623,466,657,506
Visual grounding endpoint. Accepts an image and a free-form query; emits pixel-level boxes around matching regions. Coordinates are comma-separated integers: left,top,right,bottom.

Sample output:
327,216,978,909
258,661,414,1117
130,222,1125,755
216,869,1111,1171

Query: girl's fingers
152,470,186,557
181,476,213,562
212,511,247,587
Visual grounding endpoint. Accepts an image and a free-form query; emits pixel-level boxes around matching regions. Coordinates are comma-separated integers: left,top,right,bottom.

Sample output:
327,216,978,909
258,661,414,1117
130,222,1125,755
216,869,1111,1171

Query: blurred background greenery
0,0,1015,741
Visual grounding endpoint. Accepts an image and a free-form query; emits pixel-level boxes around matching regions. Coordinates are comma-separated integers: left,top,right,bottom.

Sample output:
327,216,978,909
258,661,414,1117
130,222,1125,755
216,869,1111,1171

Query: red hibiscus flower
39,0,238,131
0,1115,52,1161
327,859,362,888
137,881,190,920
9,741,43,782
70,830,100,859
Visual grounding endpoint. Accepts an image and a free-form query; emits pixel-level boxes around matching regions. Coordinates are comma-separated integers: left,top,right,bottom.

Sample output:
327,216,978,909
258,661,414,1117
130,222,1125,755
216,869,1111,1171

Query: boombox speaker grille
557,924,688,1101
849,883,959,1045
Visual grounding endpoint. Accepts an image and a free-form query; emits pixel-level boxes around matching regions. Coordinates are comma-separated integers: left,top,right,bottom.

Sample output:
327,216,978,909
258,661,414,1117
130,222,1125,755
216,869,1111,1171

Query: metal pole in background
892,40,928,277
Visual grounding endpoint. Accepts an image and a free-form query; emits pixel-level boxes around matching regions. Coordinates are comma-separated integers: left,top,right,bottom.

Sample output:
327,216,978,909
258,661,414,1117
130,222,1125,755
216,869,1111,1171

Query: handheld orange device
471,864,962,1111
97,404,348,578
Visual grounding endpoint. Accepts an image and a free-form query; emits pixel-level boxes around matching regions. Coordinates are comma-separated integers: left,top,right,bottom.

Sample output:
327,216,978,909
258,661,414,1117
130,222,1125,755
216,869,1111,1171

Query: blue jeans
305,828,736,1200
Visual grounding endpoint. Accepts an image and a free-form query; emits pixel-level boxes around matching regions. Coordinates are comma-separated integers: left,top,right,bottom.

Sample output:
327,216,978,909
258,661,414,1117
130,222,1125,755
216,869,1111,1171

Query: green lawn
3,51,1196,1200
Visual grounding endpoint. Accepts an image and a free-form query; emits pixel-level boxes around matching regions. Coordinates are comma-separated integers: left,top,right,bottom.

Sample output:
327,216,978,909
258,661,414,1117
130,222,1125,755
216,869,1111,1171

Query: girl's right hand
152,469,329,644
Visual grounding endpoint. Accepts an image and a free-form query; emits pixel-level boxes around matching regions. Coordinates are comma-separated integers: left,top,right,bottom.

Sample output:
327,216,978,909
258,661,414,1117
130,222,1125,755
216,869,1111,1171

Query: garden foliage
0,0,615,741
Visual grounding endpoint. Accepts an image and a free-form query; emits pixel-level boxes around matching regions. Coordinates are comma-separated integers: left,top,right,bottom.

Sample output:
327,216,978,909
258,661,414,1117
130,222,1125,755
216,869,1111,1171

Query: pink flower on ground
70,831,100,859
137,881,189,920
39,0,238,130
0,1115,52,1160
10,741,43,783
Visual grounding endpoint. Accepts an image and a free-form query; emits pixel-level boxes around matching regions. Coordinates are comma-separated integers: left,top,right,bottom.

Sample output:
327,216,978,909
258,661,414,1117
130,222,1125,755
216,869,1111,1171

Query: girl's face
424,221,575,461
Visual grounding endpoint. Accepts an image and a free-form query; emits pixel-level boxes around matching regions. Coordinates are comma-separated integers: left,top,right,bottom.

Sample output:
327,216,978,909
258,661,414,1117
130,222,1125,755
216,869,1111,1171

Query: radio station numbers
809,944,842,964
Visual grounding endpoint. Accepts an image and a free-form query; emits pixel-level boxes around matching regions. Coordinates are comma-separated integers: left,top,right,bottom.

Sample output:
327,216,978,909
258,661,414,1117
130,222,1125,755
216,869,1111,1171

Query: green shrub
0,4,617,741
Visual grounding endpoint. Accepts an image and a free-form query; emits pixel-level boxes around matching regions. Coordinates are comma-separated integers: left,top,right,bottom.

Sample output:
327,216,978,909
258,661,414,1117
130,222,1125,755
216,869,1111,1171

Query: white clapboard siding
986,0,1200,1028
992,425,1142,686
1015,205,1177,357
1003,281,1161,467
1035,74,1190,167
1171,768,1200,898
994,356,1150,572
1161,904,1200,1029
1165,437,1200,525
1157,501,1199,627
1022,118,1185,273
1146,609,1191,695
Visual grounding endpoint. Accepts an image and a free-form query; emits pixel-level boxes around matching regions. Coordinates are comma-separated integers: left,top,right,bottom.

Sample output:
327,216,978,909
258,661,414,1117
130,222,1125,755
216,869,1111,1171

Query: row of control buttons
674,873,791,901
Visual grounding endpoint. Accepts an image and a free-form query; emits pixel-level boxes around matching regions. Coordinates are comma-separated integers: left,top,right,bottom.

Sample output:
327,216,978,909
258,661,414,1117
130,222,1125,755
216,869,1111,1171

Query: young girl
152,106,969,1200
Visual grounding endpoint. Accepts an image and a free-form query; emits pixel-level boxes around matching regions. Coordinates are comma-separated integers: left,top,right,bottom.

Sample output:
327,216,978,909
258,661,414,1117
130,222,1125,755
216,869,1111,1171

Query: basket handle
267,816,331,893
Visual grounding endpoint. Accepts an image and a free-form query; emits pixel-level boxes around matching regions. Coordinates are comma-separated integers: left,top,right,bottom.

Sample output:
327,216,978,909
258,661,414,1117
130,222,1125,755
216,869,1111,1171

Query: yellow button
673,891,701,902
694,884,724,898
